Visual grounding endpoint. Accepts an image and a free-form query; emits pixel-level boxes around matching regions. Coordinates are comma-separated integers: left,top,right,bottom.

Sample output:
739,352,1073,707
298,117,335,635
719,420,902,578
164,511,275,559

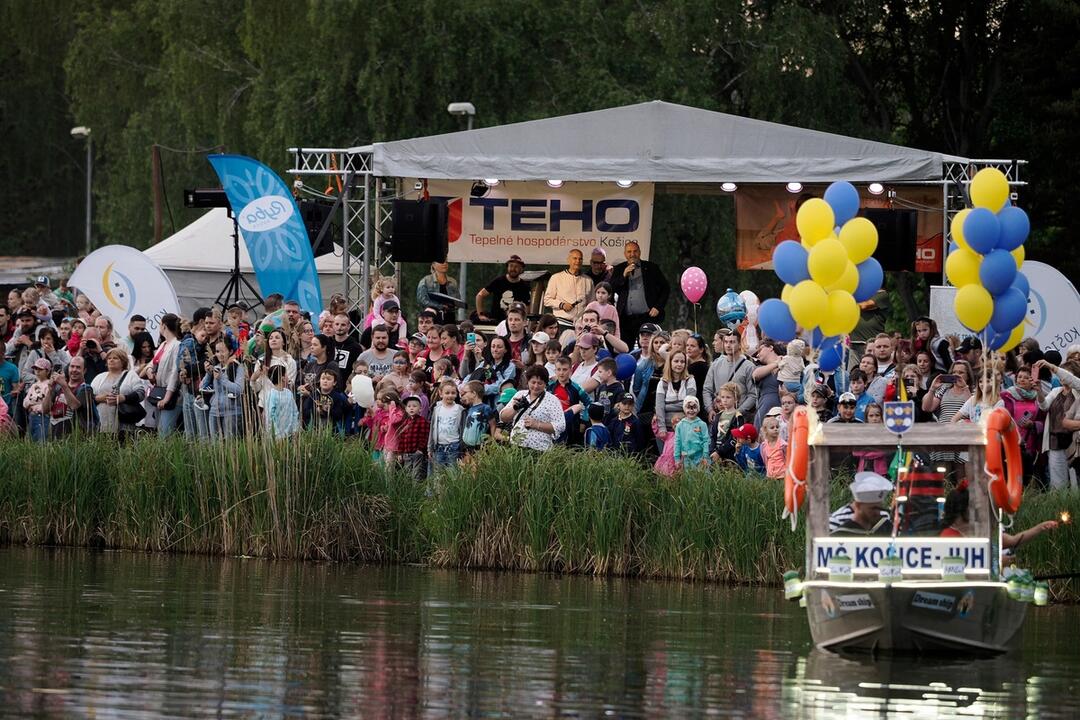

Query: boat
785,406,1031,655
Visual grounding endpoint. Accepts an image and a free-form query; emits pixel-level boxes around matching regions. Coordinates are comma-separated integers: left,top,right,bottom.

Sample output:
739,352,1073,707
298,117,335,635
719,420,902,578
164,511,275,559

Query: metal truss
288,148,396,321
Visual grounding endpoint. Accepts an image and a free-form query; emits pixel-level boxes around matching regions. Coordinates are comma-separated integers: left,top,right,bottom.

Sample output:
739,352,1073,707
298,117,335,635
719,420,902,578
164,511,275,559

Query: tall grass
2,436,1079,598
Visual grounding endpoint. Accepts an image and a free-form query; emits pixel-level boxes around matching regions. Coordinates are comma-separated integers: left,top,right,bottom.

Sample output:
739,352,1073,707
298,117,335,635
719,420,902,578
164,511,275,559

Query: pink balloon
680,266,708,304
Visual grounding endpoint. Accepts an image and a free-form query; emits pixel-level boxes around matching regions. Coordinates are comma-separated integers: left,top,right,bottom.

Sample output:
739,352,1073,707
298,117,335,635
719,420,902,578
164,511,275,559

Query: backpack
462,405,489,448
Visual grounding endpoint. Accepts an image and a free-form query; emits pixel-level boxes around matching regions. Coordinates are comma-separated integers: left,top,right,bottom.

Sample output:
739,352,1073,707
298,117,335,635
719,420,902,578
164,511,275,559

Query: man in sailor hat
829,471,894,536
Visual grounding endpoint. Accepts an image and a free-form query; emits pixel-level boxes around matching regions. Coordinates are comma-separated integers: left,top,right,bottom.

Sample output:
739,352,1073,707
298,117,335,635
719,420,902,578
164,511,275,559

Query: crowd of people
2,251,1079,494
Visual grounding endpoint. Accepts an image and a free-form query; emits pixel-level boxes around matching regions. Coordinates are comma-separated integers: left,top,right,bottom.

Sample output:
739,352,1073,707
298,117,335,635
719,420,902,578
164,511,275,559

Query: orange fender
784,406,810,515
985,407,1024,514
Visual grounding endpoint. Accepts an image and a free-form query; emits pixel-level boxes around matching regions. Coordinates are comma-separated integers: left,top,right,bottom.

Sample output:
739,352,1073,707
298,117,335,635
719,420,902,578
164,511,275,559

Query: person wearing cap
585,247,612,294
954,335,984,377
829,472,894,535
731,422,763,473
631,322,661,361
359,300,406,349
673,396,710,469
610,241,670,346
827,392,864,423
809,383,833,423
34,276,62,310
544,249,593,323
22,357,54,441
416,261,461,326
474,255,531,324
570,331,602,393
525,331,551,368
607,392,646,454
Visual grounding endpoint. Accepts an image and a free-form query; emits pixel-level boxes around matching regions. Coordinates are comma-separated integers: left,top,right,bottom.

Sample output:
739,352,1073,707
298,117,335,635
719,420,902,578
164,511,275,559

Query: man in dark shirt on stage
473,254,531,324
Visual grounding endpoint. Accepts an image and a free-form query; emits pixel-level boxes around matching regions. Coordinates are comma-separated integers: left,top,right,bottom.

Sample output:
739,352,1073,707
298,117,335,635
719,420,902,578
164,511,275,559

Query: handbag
116,372,147,425
147,384,177,409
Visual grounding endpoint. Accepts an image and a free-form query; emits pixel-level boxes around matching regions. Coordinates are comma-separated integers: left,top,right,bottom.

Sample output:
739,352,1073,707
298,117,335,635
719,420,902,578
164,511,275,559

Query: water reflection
0,548,1076,717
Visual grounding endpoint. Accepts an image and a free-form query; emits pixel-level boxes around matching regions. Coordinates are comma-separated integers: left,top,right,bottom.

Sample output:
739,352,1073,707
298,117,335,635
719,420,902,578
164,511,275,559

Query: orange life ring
784,406,810,515
985,406,1024,514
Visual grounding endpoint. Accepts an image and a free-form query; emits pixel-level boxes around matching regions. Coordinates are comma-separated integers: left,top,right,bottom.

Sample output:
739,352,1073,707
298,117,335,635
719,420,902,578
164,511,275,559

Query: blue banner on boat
207,154,323,316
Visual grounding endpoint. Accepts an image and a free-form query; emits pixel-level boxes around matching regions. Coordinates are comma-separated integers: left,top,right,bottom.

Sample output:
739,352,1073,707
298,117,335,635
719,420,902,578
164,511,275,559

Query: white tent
367,100,967,184
143,208,349,316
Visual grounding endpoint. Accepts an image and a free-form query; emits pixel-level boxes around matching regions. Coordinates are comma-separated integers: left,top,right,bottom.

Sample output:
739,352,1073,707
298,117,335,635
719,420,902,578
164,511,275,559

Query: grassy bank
2,435,1079,598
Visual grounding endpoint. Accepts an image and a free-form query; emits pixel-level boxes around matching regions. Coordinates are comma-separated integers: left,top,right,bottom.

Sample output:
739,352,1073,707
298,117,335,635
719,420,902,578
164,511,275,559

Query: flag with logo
208,154,322,316
69,245,180,331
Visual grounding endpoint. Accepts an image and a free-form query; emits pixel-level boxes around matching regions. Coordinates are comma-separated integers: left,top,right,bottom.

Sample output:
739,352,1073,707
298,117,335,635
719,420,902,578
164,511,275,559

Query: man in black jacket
609,241,670,347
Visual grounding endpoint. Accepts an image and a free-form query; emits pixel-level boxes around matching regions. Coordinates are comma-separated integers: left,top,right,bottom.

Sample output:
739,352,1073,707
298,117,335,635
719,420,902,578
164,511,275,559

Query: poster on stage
735,185,944,273
414,180,655,266
208,154,323,316
69,245,180,331
930,261,1080,352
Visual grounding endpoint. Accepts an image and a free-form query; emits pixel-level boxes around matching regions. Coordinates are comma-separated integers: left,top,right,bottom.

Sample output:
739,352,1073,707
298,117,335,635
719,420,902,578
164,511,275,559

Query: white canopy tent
365,100,969,184
143,208,348,317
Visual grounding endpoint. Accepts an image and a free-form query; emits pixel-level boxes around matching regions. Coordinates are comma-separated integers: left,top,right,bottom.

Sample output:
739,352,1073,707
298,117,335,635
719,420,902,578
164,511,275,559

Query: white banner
813,538,990,573
417,180,655,265
930,260,1080,353
69,245,181,332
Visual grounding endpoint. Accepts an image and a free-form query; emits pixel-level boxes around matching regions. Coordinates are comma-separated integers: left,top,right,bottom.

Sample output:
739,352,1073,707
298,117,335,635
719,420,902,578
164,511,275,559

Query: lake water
1,547,1078,718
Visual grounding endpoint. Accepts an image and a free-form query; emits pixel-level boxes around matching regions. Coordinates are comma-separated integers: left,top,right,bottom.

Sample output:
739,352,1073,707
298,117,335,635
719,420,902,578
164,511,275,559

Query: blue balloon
1011,271,1030,300
989,329,1011,351
818,341,844,372
963,207,1001,254
772,240,810,286
758,299,797,342
824,181,861,225
996,205,1029,251
947,242,960,255
990,287,1027,334
853,257,884,303
810,327,825,348
614,353,636,382
980,248,1018,296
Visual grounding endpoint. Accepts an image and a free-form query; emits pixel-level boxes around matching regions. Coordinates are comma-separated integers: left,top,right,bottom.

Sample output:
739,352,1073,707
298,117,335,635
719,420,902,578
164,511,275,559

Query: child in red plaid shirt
395,395,430,479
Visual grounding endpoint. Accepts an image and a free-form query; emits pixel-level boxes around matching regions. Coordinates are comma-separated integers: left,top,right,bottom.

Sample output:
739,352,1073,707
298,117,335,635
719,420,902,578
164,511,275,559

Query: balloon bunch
944,168,1029,352
758,182,884,360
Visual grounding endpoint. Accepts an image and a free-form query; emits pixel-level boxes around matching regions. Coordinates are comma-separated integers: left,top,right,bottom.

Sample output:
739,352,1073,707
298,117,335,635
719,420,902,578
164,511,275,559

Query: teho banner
416,180,655,265
70,245,180,331
735,185,944,273
208,154,323,316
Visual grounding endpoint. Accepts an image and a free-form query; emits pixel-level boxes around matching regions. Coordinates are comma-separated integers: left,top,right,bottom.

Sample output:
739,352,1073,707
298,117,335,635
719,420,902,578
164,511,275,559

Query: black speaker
390,199,448,263
298,200,336,256
862,208,917,272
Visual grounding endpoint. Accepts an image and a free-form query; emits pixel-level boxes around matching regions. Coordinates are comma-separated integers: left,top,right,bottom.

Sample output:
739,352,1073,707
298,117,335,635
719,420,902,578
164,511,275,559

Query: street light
70,126,92,254
447,102,476,321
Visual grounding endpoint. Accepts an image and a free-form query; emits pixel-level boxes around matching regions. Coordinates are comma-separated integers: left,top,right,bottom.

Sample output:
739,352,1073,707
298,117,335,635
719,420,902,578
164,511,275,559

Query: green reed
2,436,1078,598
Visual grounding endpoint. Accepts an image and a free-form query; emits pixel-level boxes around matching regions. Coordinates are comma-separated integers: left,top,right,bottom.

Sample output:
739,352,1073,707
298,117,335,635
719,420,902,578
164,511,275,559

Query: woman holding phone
922,360,974,475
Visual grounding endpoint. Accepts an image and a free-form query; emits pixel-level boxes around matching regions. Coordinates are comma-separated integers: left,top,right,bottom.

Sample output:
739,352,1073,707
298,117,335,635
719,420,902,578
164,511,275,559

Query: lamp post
447,102,475,321
70,126,92,254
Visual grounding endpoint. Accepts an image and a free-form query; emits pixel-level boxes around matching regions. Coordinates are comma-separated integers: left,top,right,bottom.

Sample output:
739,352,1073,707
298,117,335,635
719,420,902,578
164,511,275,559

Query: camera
513,396,531,411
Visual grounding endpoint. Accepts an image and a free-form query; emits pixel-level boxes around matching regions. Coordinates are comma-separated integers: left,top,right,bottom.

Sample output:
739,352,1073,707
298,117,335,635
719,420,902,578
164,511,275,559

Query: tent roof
368,100,966,184
143,208,344,274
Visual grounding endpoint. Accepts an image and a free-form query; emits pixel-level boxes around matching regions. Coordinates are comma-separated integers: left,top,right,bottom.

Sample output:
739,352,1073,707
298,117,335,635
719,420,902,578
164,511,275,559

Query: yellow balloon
970,167,1009,212
945,247,982,287
781,284,794,304
788,280,829,330
950,208,971,250
825,260,859,294
807,238,847,287
820,290,859,337
1000,323,1026,353
838,217,878,263
1011,244,1025,268
796,198,836,244
954,284,993,331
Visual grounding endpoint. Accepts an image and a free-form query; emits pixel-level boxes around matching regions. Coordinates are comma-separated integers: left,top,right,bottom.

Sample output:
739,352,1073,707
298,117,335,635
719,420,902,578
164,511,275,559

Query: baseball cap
409,332,426,344
765,406,783,418
402,394,422,406
956,336,982,353
33,358,52,371
507,254,524,266
577,332,597,349
382,300,400,312
810,384,832,398
530,331,551,345
731,423,758,441
35,275,50,287
838,391,858,404
618,392,635,404
638,322,662,336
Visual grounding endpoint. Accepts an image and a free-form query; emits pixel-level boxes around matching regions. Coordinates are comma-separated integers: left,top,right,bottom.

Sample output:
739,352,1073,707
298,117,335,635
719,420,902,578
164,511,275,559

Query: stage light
483,178,500,187
786,182,803,193
184,188,229,208
616,179,634,188
547,179,563,188
868,182,885,195
721,182,738,192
